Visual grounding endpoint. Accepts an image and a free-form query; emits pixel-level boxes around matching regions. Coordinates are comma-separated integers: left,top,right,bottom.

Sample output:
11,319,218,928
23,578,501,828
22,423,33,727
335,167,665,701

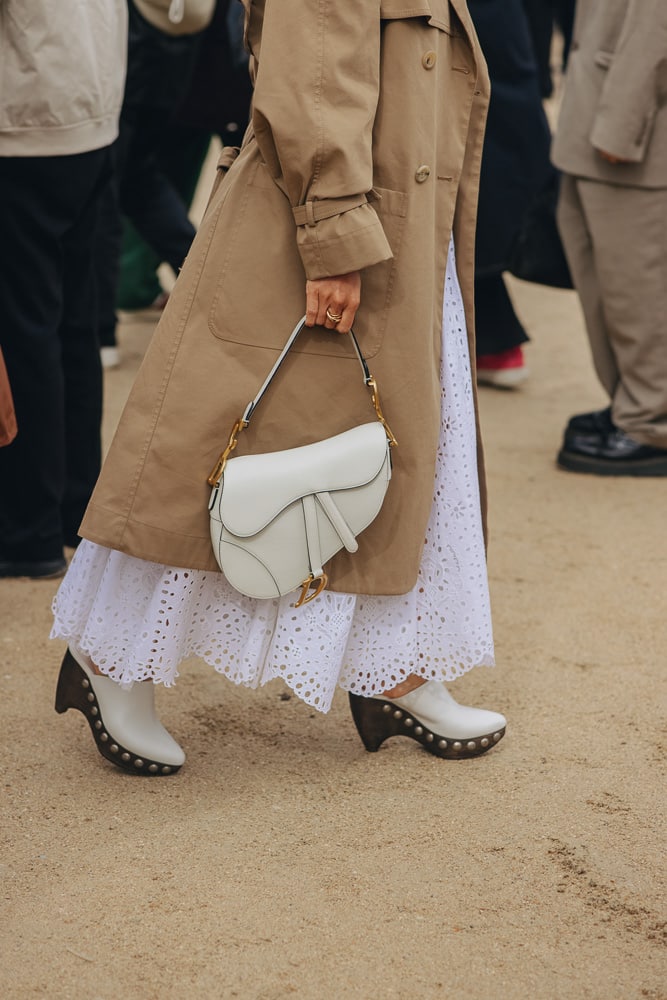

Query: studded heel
55,647,185,776
349,680,506,759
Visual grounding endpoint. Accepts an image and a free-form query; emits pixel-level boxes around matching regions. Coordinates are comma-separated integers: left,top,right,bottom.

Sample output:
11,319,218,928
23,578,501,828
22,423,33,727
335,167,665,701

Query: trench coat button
422,50,437,70
415,164,431,183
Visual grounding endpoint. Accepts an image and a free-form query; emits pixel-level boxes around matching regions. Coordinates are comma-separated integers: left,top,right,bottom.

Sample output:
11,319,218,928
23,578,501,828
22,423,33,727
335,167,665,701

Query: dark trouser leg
522,0,555,98
0,149,110,560
116,126,211,311
95,142,123,350
474,272,529,356
61,169,108,542
119,115,196,275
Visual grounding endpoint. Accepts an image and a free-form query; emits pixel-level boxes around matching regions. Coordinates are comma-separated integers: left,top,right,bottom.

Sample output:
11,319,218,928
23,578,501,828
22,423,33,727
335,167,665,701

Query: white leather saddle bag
207,316,397,606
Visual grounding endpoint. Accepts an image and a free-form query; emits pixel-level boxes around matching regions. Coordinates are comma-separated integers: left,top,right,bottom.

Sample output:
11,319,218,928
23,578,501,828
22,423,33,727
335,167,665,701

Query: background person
0,0,128,579
553,0,667,476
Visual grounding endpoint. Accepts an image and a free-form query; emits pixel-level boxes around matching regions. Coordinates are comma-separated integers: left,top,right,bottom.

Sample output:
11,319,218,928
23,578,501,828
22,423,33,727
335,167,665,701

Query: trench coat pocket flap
380,0,455,33
371,186,408,219
211,423,391,537
380,0,430,19
594,50,613,70
380,0,457,35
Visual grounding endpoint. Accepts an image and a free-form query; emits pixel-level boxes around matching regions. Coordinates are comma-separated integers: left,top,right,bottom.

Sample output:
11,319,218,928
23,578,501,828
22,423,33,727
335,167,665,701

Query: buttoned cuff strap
292,194,371,227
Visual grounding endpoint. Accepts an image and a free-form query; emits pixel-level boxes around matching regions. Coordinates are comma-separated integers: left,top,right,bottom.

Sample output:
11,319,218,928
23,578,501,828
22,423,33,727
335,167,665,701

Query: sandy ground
1,178,666,997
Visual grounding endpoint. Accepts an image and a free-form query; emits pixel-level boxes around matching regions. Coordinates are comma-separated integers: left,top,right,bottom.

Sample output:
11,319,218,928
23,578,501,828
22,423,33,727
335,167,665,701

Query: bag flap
218,422,390,536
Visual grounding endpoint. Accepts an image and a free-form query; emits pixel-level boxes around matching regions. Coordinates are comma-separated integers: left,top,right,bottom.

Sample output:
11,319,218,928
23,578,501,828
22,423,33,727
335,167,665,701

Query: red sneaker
476,345,528,388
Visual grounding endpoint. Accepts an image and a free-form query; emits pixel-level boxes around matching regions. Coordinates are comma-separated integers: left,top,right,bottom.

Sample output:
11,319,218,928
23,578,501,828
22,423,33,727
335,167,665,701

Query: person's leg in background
554,0,575,67
556,174,667,474
95,140,125,366
0,148,111,577
522,0,556,98
60,161,111,542
115,124,211,315
469,0,552,390
475,273,530,388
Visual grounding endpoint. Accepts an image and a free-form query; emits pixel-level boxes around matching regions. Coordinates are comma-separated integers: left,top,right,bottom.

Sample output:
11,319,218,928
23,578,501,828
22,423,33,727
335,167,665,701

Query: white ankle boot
55,646,185,775
388,681,506,741
349,680,506,758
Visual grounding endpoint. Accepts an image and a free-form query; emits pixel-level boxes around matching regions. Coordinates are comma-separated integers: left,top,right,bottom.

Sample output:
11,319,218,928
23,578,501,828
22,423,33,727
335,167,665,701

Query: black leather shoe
565,406,614,437
0,557,67,579
558,428,667,476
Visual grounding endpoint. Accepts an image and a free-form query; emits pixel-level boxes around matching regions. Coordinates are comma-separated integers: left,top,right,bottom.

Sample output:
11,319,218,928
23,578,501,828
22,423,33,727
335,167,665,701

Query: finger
305,282,319,326
336,302,357,334
322,305,340,329
317,298,335,328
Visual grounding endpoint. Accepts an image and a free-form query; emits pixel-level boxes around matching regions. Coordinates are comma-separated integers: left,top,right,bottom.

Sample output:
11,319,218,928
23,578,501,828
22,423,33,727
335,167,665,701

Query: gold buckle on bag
207,418,248,487
295,573,329,608
366,377,398,447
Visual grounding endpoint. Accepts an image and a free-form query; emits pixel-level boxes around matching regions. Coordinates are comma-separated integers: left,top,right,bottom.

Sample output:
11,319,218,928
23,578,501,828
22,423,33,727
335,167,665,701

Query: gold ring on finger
326,308,343,324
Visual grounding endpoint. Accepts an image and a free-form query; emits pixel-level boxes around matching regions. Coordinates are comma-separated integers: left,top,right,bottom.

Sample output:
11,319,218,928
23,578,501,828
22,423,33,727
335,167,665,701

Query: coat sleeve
589,0,667,163
249,0,393,280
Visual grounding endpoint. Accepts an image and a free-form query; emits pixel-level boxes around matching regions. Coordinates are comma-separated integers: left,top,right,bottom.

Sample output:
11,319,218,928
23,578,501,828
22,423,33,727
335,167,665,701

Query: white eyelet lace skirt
52,239,494,712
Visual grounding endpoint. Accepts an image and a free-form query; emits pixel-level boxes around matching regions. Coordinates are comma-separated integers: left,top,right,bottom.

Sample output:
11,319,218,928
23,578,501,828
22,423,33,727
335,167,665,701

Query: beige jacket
81,0,490,595
552,0,667,188
0,0,128,156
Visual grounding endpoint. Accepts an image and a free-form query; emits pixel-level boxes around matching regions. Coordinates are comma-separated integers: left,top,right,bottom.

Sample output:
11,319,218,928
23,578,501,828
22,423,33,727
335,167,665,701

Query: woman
52,0,507,776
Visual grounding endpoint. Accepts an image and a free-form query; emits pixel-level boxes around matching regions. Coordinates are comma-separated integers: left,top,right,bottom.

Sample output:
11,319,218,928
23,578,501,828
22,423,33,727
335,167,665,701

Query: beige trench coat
81,0,490,595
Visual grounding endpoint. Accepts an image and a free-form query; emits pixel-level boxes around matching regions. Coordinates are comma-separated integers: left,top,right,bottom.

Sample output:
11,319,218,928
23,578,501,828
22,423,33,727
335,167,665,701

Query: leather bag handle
241,315,371,425
207,315,396,487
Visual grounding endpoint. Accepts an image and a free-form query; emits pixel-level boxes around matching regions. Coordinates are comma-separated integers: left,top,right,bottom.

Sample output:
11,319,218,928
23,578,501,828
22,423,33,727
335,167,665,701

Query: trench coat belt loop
292,194,370,227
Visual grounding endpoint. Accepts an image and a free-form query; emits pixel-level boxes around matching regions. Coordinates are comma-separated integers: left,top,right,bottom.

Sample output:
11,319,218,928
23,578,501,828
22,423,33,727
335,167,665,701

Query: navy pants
0,147,112,561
